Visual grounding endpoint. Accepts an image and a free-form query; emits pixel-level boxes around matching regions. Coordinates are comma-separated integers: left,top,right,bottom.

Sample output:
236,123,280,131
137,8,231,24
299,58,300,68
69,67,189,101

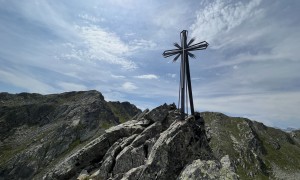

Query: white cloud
78,26,129,55
233,65,238,70
124,32,136,37
111,74,126,79
129,39,157,51
75,25,137,70
59,25,157,70
186,0,300,128
191,0,262,48
134,74,159,79
167,73,176,78
78,13,105,23
122,82,138,91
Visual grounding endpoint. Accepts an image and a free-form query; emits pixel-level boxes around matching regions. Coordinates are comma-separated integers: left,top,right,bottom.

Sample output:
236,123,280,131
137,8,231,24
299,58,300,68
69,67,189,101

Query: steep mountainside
0,90,141,180
202,112,300,179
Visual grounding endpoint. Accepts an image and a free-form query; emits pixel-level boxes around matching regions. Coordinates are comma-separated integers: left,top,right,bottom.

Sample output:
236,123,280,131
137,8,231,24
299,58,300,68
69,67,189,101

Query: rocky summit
42,103,225,180
1,91,300,180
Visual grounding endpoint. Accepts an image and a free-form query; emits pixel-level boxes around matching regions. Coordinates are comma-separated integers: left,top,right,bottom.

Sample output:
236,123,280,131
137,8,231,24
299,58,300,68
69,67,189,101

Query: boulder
178,155,238,180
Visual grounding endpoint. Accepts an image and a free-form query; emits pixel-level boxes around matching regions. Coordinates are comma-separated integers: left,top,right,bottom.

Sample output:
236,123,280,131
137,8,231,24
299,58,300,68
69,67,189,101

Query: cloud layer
0,0,299,128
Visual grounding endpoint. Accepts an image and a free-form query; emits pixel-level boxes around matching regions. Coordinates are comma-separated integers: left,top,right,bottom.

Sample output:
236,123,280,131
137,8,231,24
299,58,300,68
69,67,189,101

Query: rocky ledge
43,104,238,180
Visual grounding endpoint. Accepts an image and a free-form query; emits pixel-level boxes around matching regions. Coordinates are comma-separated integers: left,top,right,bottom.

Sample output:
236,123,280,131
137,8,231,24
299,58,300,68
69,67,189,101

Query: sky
0,0,300,129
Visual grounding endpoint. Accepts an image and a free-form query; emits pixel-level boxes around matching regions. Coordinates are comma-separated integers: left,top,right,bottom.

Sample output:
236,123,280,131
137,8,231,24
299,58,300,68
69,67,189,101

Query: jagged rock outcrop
0,90,141,180
42,104,237,180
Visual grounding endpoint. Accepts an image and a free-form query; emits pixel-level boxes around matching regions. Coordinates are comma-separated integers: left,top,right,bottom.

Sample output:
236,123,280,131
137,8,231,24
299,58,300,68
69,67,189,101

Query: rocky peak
42,104,238,180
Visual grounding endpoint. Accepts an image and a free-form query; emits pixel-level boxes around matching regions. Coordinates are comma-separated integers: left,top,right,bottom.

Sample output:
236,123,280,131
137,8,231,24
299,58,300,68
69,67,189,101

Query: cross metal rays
163,30,208,120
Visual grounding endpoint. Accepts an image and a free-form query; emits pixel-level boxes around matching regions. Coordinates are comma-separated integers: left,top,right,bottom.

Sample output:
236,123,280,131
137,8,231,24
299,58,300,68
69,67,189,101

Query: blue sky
0,0,299,128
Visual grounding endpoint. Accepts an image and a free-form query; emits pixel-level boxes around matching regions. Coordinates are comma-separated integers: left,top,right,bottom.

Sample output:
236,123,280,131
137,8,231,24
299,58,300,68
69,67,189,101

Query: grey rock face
144,103,172,123
41,103,224,180
43,120,145,179
138,116,211,180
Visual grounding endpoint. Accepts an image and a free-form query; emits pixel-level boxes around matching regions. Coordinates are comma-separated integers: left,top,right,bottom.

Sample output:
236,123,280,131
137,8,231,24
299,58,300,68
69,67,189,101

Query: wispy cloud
111,74,126,79
70,25,137,70
58,25,157,70
191,0,262,49
134,74,159,79
124,32,136,37
78,13,105,23
167,73,176,78
129,39,157,51
1,0,300,128
188,0,300,127
122,82,138,91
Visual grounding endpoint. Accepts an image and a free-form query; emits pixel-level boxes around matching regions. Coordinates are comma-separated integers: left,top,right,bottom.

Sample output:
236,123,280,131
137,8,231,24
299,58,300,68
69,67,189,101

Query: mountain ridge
0,90,141,179
0,90,299,179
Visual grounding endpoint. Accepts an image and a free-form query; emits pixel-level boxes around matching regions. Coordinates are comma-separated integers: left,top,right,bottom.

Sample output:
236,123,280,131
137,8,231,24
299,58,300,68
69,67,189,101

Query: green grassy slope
202,112,300,179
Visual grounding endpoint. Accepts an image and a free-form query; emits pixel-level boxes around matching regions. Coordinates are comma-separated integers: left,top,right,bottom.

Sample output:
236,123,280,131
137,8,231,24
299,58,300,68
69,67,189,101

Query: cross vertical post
163,30,208,120
180,30,187,119
185,54,194,115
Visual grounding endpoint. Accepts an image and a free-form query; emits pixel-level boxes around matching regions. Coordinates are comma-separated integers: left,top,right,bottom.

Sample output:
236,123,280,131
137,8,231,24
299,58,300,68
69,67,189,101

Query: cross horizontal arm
163,49,182,54
163,51,180,57
188,46,208,52
187,41,207,48
186,41,209,51
163,53,179,58
162,49,181,57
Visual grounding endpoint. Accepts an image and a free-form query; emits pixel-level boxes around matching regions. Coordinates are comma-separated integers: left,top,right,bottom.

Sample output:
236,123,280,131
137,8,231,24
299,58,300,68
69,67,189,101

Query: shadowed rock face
42,104,238,180
0,90,141,180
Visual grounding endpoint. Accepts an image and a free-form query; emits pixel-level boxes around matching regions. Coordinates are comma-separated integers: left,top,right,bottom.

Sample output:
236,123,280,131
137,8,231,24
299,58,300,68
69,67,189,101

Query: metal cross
163,30,208,119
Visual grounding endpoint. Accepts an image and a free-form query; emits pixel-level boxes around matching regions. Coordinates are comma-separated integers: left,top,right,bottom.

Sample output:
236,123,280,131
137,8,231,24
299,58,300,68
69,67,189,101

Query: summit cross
163,30,209,119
